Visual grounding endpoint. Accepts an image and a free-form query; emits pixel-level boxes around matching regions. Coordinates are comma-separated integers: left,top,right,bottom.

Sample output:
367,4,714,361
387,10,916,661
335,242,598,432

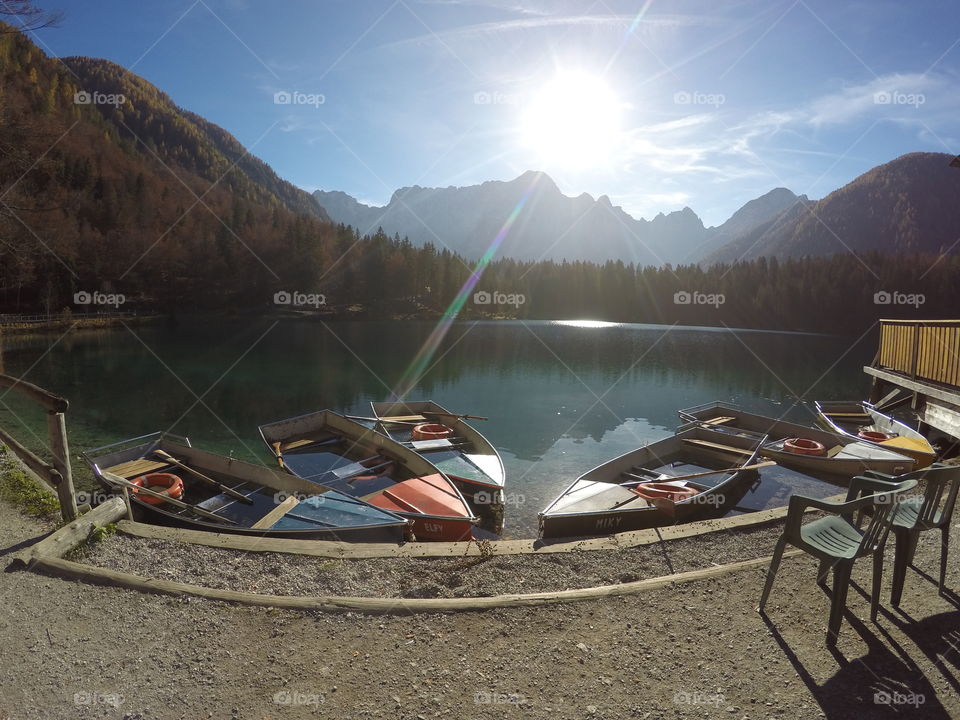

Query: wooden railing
877,319,960,388
0,375,77,521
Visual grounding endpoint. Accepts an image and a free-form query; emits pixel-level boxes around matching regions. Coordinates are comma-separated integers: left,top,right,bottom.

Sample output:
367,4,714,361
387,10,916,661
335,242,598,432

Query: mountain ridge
314,173,780,266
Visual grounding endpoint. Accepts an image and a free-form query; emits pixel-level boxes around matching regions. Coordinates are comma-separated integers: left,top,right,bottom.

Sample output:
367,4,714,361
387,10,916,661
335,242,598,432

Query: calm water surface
0,319,877,535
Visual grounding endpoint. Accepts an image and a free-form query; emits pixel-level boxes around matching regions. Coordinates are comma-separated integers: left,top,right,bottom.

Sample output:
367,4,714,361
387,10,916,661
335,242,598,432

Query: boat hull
814,400,935,468
371,400,506,533
679,402,918,477
539,426,765,539
83,433,410,542
258,410,479,541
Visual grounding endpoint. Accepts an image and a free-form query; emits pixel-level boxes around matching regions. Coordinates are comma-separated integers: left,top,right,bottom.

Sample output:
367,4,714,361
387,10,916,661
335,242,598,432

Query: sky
27,0,960,226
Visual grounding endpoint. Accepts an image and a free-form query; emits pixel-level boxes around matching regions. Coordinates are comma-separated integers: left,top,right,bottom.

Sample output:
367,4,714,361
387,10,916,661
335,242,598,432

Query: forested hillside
0,24,955,335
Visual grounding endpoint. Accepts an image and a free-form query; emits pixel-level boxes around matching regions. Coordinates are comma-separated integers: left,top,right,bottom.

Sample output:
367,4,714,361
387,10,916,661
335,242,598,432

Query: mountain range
315,152,960,266
2,16,958,322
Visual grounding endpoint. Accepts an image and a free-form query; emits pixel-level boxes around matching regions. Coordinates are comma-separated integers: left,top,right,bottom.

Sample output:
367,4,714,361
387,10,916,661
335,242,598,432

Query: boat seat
250,496,299,529
382,414,428,423
703,416,736,426
681,438,753,457
102,458,168,479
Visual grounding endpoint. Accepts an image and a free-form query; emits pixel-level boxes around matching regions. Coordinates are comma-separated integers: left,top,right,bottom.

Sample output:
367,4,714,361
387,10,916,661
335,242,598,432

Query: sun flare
519,71,624,170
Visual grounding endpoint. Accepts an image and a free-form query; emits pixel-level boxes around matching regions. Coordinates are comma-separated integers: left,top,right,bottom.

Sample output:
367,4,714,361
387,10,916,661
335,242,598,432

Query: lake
0,318,878,536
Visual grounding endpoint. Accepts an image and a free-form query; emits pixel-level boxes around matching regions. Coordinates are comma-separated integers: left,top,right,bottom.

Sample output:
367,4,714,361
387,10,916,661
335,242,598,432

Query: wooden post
47,411,77,522
7,496,125,570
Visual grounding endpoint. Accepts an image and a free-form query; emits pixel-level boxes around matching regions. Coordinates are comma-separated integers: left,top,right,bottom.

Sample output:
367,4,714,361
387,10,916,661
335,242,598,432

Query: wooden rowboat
538,425,767,539
82,433,410,542
258,410,478,541
369,400,505,534
814,400,935,468
679,401,916,477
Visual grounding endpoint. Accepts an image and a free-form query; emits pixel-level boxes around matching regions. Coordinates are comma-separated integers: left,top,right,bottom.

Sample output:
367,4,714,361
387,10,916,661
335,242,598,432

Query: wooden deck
867,319,960,442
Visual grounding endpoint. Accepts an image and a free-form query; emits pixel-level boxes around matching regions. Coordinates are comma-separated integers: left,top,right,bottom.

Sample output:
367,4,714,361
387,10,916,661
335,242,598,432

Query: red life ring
783,438,827,456
631,482,700,502
130,473,184,505
858,429,894,443
412,423,454,441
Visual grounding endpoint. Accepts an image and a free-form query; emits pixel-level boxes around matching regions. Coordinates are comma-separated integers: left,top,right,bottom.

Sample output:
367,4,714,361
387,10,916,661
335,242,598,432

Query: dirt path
1,498,958,720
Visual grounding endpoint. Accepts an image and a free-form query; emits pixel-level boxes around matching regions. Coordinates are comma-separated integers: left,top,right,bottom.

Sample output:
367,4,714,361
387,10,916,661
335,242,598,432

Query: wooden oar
346,414,421,426
100,472,238,525
620,460,775,486
424,411,488,421
152,450,253,505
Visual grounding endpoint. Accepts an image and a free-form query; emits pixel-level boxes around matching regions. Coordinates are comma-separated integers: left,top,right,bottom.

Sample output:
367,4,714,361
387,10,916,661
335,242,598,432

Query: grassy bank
0,449,60,519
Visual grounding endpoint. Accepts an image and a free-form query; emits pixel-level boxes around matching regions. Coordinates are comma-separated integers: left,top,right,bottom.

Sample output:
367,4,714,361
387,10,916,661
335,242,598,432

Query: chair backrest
915,464,960,529
856,479,919,556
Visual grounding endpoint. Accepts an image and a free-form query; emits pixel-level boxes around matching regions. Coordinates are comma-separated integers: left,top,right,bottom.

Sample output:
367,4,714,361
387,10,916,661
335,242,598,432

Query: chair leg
906,531,920,565
827,563,852,646
871,548,884,622
891,530,910,607
817,558,832,587
940,527,950,595
759,537,787,612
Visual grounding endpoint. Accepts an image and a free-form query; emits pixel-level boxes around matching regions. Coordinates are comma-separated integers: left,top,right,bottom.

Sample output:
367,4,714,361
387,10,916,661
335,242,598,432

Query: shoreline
0,314,161,336
0,309,841,337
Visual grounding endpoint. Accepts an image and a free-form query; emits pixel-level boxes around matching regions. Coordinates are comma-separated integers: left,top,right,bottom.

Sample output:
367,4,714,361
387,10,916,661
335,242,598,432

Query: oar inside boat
620,460,775,486
152,449,254,504
100,471,238,525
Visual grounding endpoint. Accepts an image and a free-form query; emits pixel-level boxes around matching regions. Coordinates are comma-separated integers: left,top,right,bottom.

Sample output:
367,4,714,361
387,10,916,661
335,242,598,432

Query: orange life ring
631,482,700,502
130,473,184,505
783,437,827,456
411,423,454,441
858,429,894,443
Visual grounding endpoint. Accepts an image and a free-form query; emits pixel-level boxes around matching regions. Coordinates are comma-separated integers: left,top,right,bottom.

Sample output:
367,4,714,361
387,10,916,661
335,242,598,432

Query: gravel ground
2,497,959,720
78,523,788,598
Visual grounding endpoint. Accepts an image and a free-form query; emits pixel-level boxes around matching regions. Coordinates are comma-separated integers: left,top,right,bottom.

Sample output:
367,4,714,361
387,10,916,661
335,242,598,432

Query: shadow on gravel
0,532,47,559
892,611,960,696
760,609,954,719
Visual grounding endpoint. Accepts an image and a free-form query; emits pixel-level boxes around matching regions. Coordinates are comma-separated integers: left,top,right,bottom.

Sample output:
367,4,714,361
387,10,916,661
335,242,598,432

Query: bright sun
519,71,624,170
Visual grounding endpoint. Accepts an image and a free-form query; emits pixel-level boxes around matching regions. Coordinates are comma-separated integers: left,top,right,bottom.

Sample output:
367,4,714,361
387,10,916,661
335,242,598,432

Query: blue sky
30,0,960,225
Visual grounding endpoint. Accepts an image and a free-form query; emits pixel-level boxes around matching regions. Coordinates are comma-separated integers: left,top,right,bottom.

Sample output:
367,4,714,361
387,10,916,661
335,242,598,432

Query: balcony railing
877,319,960,388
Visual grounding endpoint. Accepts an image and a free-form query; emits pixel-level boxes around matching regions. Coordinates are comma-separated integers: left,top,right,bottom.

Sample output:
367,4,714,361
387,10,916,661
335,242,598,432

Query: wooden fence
877,319,960,388
0,375,77,521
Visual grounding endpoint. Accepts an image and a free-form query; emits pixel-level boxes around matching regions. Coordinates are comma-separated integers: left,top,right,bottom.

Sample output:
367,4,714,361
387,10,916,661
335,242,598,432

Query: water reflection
0,319,874,534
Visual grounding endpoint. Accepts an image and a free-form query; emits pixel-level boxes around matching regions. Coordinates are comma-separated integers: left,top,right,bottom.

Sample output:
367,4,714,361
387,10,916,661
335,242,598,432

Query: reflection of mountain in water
2,319,873,467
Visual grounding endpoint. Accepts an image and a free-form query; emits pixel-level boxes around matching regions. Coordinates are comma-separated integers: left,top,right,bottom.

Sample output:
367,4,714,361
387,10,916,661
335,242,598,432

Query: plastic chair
856,464,960,604
758,478,917,645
